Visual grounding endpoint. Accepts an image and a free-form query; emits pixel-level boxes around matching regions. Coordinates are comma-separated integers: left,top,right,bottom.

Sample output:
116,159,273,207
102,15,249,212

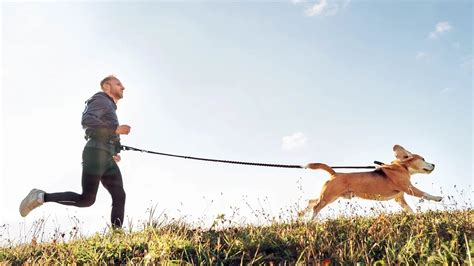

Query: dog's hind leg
310,180,346,220
298,199,318,218
394,193,414,214
310,200,330,220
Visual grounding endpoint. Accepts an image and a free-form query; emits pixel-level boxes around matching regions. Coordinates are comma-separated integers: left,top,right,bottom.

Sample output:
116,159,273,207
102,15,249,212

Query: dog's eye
404,156,409,159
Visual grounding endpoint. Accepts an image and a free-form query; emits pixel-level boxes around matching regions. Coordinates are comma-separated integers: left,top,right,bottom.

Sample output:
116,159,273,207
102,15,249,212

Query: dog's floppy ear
393,144,413,160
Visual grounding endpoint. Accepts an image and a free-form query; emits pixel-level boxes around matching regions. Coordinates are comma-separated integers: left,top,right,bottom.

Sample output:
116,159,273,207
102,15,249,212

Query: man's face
105,78,125,100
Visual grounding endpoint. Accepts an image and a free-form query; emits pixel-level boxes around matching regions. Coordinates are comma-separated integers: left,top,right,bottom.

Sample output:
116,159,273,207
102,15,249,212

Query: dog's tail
303,163,336,175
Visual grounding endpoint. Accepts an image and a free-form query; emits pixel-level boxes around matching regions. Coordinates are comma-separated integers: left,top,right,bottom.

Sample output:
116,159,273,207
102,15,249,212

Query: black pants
44,148,126,228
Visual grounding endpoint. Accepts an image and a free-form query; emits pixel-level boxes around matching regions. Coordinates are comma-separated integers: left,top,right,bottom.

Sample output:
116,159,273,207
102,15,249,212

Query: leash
121,145,383,170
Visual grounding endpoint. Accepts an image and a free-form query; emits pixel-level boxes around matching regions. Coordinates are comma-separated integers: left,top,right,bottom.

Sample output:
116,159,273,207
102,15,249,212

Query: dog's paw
433,196,443,202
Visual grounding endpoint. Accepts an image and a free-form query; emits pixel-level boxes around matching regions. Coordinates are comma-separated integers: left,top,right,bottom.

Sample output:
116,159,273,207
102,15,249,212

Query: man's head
100,75,125,102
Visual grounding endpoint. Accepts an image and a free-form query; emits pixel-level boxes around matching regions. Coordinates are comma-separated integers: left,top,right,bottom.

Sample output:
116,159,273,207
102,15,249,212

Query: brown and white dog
299,145,442,219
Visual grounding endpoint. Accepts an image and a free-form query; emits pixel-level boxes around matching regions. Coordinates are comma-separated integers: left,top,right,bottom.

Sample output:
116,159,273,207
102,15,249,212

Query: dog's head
393,145,435,175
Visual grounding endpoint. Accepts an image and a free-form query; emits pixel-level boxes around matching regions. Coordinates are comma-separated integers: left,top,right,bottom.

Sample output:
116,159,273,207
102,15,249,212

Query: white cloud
440,87,452,94
302,0,351,17
416,51,428,60
281,132,308,151
291,0,307,4
429,21,452,39
305,0,329,16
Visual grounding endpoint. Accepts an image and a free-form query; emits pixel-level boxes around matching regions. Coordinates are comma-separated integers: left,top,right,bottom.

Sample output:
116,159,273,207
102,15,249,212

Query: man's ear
101,83,111,92
393,144,413,160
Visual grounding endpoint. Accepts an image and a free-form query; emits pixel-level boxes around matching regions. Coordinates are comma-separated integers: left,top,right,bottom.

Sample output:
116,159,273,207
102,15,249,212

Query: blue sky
1,1,472,241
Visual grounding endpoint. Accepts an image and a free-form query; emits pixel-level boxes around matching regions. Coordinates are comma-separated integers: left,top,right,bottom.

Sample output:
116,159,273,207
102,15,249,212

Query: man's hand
115,125,131,135
113,155,121,163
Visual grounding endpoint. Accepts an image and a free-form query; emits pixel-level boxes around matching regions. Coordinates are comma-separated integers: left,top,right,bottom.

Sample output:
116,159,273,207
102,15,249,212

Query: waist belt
85,134,118,142
85,135,122,153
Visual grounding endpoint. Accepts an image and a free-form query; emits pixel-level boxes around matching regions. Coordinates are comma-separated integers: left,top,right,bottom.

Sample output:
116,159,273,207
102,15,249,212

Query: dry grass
1,208,472,264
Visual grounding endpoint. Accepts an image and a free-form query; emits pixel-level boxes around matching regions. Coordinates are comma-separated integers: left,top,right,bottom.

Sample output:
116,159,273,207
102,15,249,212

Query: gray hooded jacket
81,92,120,154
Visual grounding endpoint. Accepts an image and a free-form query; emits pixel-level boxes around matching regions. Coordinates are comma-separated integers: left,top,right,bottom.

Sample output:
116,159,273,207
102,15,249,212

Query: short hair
100,75,117,89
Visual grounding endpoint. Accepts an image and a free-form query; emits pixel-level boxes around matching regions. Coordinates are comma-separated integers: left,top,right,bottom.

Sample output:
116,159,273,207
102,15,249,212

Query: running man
19,75,131,228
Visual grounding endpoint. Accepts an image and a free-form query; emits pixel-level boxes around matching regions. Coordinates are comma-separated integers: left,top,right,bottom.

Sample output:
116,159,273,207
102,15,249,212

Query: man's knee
80,196,96,207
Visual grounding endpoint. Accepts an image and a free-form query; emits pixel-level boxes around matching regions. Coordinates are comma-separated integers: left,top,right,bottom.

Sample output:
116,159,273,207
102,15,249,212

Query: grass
1,208,472,264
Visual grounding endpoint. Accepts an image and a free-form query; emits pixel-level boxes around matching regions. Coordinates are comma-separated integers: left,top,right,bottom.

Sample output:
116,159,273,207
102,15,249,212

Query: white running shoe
19,189,45,217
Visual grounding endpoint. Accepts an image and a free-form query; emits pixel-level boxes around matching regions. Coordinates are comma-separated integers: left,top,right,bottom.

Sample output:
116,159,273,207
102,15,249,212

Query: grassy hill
1,209,472,264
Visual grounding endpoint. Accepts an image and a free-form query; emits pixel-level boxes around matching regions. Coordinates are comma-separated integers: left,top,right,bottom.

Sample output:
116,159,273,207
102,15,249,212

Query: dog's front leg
394,194,414,213
403,184,442,202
